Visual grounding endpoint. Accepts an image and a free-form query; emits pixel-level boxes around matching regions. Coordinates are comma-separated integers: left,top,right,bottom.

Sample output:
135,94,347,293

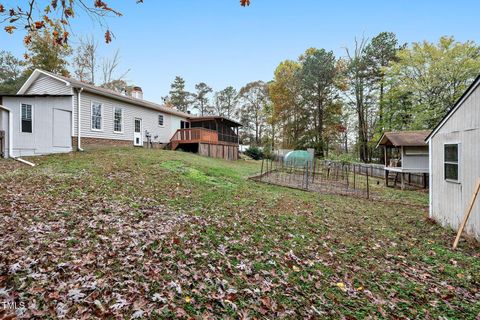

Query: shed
376,130,431,189
426,74,480,240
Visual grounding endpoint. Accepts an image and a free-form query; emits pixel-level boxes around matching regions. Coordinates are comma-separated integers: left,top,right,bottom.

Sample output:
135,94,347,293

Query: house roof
426,74,480,142
376,130,432,148
17,69,191,118
188,115,243,127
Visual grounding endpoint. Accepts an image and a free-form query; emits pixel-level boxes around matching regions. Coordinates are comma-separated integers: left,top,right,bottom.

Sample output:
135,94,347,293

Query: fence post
260,158,264,180
305,161,309,190
312,158,316,183
346,165,349,190
366,168,370,199
353,164,356,190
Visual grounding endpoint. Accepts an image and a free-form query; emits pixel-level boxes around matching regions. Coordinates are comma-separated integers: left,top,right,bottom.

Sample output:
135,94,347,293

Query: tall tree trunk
317,98,324,158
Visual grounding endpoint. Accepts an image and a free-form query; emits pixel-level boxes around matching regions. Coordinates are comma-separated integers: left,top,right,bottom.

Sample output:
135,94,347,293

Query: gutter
77,88,84,151
0,105,35,166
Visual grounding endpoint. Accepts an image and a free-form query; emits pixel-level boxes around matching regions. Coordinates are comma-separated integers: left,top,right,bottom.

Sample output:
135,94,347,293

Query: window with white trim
91,102,102,130
444,144,459,181
158,114,164,127
21,103,32,133
114,107,123,132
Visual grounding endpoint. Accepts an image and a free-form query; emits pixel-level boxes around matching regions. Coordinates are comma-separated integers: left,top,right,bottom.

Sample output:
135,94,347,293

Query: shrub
326,152,357,165
244,146,264,160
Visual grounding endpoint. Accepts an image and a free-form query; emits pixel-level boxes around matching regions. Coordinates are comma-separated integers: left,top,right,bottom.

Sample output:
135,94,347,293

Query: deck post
401,172,405,190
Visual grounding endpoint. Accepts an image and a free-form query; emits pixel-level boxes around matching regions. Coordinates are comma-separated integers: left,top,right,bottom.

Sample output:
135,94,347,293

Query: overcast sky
2,0,480,102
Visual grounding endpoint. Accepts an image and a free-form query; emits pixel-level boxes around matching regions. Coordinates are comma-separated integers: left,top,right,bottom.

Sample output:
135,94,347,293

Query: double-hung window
158,114,164,127
21,104,33,133
444,144,459,181
91,102,102,131
114,107,123,133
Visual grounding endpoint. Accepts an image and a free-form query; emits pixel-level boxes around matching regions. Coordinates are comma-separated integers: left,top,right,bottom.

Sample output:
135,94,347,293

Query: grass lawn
1,148,479,319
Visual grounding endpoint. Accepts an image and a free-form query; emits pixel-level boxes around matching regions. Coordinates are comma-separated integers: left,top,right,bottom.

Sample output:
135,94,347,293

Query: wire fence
318,160,428,188
253,158,374,199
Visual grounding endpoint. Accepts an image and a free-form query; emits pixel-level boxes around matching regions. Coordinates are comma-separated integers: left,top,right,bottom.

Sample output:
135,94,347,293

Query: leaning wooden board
453,178,480,249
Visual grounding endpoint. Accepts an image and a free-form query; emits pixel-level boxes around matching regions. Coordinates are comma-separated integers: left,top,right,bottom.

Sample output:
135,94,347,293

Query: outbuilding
376,130,431,189
426,75,480,239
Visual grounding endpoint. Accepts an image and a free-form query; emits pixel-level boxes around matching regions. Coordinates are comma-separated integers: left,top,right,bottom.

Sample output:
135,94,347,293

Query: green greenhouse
284,150,314,167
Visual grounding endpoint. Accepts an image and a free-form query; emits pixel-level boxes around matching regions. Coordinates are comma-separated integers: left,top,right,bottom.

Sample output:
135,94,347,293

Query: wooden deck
170,128,218,148
169,128,239,160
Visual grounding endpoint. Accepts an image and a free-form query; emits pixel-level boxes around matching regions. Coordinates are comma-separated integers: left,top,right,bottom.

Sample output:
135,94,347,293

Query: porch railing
170,128,219,144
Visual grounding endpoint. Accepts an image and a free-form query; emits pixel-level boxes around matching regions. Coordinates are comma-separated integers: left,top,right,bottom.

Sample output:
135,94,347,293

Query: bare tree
101,50,130,92
344,37,376,162
73,36,98,84
238,81,269,145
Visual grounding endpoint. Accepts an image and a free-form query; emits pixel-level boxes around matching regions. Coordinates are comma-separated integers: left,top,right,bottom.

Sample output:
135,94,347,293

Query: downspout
0,105,35,166
77,88,84,151
428,139,433,218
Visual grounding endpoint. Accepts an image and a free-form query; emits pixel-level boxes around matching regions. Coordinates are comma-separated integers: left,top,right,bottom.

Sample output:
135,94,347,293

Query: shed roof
376,130,431,148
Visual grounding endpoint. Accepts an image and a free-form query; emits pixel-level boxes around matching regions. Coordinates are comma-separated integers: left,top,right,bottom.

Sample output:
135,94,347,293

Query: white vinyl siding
431,83,480,239
91,102,103,131
75,91,186,143
2,96,72,157
114,107,123,133
24,74,73,95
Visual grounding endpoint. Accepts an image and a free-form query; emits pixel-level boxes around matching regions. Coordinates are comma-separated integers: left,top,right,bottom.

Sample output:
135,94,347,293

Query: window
91,102,102,130
114,107,123,133
158,114,164,127
21,104,32,133
444,144,459,181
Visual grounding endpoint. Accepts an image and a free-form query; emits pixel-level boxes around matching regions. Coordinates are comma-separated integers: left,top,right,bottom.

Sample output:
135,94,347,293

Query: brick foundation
72,137,134,150
72,137,168,150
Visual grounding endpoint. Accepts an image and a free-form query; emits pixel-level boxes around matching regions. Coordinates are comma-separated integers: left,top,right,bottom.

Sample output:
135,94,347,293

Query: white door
134,118,143,146
53,109,72,148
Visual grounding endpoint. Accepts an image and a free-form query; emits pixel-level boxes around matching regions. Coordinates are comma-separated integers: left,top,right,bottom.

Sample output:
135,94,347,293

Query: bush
244,146,264,160
326,152,357,165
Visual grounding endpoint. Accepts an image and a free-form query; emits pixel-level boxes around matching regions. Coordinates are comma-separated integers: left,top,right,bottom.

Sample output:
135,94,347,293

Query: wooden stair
386,171,399,187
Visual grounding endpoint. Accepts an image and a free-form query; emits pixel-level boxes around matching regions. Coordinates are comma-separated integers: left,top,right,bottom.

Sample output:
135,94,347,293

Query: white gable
17,69,72,96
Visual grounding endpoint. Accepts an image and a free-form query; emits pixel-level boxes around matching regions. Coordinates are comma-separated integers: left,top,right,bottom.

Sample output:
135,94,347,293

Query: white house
426,75,480,239
0,69,190,158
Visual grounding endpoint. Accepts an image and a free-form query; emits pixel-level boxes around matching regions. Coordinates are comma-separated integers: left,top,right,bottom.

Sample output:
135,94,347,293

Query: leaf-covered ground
0,148,479,319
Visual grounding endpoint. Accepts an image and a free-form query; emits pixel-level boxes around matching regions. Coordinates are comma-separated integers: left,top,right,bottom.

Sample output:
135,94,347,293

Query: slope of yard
0,148,479,319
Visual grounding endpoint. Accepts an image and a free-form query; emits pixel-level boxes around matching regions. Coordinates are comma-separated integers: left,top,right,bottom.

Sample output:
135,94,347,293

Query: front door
134,118,143,146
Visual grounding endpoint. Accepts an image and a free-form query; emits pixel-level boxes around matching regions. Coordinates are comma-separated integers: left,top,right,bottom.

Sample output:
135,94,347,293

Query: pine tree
169,76,191,113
